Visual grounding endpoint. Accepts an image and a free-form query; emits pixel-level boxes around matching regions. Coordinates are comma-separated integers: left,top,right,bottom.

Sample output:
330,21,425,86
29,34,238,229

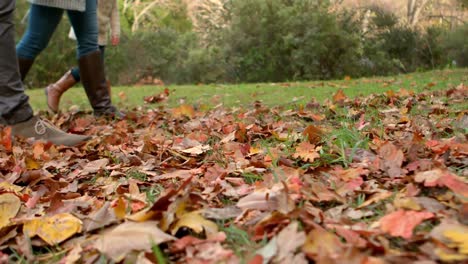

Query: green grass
26,68,467,112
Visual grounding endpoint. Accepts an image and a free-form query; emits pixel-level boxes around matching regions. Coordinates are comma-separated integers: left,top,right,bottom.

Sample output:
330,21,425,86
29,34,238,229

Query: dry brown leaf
302,125,323,144
94,221,175,262
302,226,343,260
275,222,307,263
378,141,404,177
237,184,294,214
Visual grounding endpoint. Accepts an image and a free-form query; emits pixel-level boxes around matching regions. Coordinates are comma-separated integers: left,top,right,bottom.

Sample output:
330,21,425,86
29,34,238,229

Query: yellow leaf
25,157,41,169
393,196,421,211
113,197,126,220
127,208,156,222
0,182,24,195
23,213,82,245
172,104,195,119
171,211,218,236
0,193,21,229
435,248,468,262
444,230,468,254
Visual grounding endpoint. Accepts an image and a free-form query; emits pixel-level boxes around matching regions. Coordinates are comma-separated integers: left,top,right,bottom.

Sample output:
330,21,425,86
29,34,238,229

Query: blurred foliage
13,0,466,87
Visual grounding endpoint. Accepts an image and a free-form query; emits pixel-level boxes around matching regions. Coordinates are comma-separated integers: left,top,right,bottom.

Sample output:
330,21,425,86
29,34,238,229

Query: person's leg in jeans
0,0,89,146
16,4,64,80
67,0,119,116
0,0,33,124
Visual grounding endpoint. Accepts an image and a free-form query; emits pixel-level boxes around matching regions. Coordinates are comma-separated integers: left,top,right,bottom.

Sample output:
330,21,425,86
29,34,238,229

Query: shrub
220,0,362,82
443,24,468,67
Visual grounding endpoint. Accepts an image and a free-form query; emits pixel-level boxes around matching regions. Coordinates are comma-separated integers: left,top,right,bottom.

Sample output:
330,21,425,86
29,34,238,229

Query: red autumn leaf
380,210,434,239
415,169,468,198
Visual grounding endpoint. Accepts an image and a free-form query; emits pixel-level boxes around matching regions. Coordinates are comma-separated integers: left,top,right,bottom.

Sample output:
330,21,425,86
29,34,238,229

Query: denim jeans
71,45,105,82
16,0,98,60
0,0,33,125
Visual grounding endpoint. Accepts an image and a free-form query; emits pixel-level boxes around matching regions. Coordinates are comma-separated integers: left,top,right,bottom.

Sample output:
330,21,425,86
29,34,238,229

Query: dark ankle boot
78,50,122,117
17,58,35,81
45,70,77,113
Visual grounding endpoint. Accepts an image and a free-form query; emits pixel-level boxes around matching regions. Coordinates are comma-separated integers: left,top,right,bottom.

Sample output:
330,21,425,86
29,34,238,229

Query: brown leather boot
45,70,77,113
79,50,122,117
17,58,34,81
11,116,90,146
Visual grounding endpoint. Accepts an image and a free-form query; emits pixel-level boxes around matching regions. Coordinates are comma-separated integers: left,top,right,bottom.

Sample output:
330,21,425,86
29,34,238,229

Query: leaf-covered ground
1,83,467,263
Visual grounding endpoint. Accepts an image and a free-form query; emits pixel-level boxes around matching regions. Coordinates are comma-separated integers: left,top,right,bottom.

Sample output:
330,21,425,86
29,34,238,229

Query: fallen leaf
292,142,320,163
180,144,211,155
444,229,468,254
173,104,195,118
393,195,422,210
113,197,127,220
303,226,343,260
1,127,12,151
0,193,21,230
275,222,307,262
357,191,392,209
415,169,468,198
171,211,218,236
332,89,347,104
23,213,83,245
94,221,175,262
83,202,117,232
379,210,434,239
237,184,294,214
378,141,404,177
302,125,323,144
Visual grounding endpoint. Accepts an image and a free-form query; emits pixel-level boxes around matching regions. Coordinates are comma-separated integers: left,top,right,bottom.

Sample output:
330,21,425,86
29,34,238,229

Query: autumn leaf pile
0,84,467,263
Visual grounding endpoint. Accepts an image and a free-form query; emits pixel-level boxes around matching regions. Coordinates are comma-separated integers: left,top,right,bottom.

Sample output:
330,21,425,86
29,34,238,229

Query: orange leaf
1,127,12,151
33,141,45,160
332,89,347,104
293,142,320,163
380,210,434,239
113,197,126,220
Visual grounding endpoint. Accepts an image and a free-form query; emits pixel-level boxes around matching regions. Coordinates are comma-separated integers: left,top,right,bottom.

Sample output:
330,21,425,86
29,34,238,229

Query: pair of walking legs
0,0,89,146
16,1,118,116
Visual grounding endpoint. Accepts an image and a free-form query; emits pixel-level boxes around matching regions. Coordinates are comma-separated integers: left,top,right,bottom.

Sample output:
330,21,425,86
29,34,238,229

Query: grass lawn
26,68,467,112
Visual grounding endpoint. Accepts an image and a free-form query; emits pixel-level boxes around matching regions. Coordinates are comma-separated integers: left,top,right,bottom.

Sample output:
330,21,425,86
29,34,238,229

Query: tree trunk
407,0,430,27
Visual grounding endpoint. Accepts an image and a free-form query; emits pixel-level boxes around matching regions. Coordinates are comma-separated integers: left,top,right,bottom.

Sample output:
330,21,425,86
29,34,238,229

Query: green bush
443,24,468,67
105,29,197,84
219,0,362,82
